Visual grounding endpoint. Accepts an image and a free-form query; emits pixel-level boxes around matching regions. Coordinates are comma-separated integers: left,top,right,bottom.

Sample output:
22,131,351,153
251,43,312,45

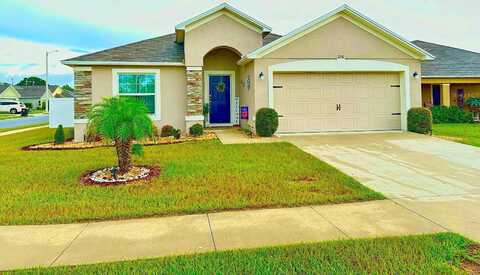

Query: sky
1,0,479,85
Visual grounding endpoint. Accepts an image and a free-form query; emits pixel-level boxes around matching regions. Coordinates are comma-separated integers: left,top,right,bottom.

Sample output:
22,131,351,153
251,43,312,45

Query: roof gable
175,3,272,32
175,3,271,42
240,4,434,64
0,85,21,99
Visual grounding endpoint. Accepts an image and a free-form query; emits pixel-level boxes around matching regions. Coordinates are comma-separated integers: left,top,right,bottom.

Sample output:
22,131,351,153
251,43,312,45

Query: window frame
112,68,161,120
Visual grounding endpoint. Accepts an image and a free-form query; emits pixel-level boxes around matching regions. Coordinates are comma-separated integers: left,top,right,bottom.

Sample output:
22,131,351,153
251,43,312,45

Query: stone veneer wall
186,69,203,117
73,70,92,119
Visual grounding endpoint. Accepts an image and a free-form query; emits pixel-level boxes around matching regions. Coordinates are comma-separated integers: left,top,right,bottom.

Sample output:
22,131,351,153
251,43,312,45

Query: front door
209,75,231,124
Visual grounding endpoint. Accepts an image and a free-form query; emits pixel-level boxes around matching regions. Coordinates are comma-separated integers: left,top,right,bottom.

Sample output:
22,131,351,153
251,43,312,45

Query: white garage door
273,72,401,133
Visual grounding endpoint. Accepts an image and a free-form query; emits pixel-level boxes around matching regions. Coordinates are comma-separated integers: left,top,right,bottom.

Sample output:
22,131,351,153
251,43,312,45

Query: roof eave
422,75,480,78
174,3,271,33
61,61,185,66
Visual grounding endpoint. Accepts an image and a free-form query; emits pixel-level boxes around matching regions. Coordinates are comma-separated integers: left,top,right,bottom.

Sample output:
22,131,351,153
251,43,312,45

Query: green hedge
255,108,279,137
430,106,473,124
407,108,432,134
54,124,65,145
160,125,175,137
189,123,203,137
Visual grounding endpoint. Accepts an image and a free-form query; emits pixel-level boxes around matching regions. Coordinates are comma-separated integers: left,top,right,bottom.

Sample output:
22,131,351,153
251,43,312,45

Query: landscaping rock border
22,133,217,151
81,166,161,186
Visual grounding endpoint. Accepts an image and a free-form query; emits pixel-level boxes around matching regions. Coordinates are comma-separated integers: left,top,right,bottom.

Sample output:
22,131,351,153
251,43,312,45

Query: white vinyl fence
49,98,74,128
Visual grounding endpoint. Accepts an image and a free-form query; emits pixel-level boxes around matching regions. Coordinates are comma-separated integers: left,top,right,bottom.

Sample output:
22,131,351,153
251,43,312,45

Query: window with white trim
118,73,156,113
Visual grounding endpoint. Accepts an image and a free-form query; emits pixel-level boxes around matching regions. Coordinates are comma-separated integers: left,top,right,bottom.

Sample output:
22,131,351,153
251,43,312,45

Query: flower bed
81,166,160,186
23,133,217,151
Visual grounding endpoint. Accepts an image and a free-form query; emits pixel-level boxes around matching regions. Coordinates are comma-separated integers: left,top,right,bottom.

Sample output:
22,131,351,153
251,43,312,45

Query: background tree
16,77,46,86
61,84,74,91
88,97,153,173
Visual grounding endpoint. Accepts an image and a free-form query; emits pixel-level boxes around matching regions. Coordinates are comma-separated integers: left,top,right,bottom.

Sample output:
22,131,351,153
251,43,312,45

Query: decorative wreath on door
216,81,226,93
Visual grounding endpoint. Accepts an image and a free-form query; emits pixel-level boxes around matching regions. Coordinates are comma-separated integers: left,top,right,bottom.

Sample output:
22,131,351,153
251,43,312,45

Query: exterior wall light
259,72,264,80
413,72,419,78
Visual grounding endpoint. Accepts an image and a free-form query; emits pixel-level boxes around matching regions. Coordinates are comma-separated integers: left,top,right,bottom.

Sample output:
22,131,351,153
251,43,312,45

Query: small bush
150,124,160,140
431,106,473,124
408,108,432,134
160,125,175,137
24,103,32,109
255,108,279,137
173,128,181,139
189,123,203,137
54,124,65,144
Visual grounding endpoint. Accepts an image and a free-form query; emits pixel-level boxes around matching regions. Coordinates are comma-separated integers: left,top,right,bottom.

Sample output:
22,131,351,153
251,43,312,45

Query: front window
118,73,156,113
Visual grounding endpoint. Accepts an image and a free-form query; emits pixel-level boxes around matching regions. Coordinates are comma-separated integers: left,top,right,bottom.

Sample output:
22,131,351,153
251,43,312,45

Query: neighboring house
412,40,480,109
63,3,435,142
0,84,22,100
15,85,57,109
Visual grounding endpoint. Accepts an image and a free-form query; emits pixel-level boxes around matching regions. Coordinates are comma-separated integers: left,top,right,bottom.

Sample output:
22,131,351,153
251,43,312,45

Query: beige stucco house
63,3,435,142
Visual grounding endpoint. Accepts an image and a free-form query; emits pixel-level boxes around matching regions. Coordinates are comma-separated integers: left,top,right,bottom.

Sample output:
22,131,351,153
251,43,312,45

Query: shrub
151,124,159,139
173,128,181,139
430,106,474,124
54,124,65,144
189,123,203,137
24,103,32,109
160,125,175,137
255,108,279,137
407,108,432,134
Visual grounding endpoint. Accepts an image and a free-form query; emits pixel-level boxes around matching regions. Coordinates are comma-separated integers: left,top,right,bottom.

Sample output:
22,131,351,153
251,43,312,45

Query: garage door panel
273,72,401,133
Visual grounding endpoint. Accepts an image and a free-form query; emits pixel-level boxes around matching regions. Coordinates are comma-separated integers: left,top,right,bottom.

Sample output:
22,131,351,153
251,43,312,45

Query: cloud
0,0,144,49
0,36,81,84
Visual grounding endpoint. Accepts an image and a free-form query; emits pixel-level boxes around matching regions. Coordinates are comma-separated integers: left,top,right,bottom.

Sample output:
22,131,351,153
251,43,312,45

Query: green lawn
13,233,479,274
433,123,480,147
0,123,48,133
0,128,382,225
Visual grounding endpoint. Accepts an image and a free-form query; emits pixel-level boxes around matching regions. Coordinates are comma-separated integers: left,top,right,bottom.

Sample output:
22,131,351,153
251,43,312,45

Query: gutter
62,61,185,66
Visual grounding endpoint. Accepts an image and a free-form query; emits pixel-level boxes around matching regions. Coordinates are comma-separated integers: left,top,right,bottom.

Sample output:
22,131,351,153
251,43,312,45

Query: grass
0,123,48,133
0,128,382,225
13,233,479,274
433,123,480,147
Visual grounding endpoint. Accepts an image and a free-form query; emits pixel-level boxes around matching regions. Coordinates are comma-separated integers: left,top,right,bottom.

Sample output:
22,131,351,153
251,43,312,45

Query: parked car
0,100,27,114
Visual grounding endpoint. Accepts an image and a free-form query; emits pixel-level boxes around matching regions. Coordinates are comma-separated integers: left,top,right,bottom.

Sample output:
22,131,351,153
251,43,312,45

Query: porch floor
211,127,280,144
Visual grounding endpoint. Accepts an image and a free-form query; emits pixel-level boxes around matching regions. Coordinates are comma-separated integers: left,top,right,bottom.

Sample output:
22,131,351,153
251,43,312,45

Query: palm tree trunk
115,139,132,173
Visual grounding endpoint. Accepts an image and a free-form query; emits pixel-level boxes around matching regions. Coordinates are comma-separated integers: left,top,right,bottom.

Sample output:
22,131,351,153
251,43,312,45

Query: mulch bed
80,165,161,186
22,133,217,151
462,244,480,274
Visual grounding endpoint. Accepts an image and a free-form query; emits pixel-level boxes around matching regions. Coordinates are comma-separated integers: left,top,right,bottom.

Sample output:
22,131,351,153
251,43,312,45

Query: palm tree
88,97,152,173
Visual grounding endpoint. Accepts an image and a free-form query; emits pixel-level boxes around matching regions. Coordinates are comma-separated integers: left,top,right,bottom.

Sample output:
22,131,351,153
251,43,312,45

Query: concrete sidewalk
0,125,48,137
0,200,446,271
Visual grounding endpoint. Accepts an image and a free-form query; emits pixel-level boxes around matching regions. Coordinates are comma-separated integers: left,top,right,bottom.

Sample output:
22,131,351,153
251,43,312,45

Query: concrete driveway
282,132,480,241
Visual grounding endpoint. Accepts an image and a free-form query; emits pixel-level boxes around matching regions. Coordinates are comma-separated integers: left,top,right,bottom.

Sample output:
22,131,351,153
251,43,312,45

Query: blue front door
209,75,231,124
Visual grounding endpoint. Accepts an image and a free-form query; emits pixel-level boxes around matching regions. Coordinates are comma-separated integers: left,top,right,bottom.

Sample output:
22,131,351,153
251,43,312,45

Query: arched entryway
203,47,241,126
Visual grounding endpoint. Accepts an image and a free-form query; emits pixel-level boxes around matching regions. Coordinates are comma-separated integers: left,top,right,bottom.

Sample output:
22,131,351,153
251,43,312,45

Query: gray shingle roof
64,33,283,64
0,84,10,93
412,40,480,77
263,33,282,46
64,33,184,63
15,85,56,98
